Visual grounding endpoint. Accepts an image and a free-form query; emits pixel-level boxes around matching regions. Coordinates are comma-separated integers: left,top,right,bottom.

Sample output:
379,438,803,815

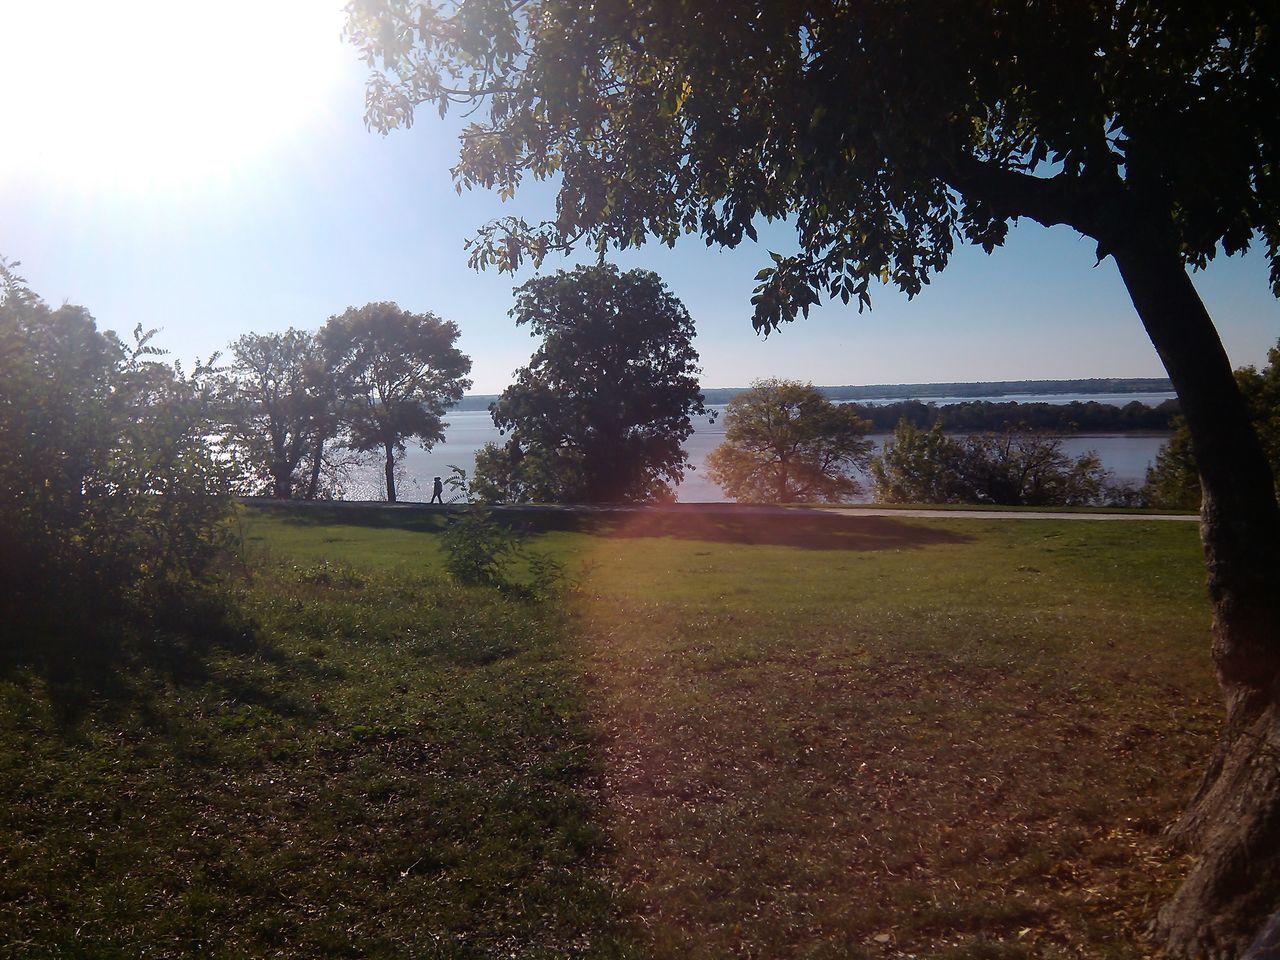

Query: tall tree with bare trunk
221,329,335,500
321,302,471,503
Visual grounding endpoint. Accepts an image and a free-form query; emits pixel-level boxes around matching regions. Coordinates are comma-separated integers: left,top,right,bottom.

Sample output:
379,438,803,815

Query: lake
344,393,1177,503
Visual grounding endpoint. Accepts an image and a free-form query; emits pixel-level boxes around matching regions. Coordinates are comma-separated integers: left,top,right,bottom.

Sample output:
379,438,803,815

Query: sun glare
0,1,349,192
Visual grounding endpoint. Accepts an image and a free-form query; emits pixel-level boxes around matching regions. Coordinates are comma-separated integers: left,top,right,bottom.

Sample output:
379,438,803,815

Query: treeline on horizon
462,391,1181,434
708,377,1176,405
849,397,1180,434
455,376,1172,419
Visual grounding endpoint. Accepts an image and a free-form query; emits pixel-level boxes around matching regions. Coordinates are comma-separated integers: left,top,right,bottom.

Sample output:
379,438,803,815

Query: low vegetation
872,420,1127,507
2,503,1218,958
0,538,632,959
1142,340,1280,509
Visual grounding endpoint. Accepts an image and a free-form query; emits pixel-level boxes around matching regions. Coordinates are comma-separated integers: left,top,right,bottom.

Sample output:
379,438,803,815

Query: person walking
430,476,444,504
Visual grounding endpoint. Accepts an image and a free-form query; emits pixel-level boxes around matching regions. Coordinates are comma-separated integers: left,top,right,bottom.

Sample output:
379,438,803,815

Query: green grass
0,549,634,959
2,504,1218,958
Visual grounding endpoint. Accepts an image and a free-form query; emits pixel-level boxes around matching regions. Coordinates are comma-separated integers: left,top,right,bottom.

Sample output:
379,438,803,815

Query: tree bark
1111,238,1280,959
383,444,397,503
306,437,324,500
272,464,292,500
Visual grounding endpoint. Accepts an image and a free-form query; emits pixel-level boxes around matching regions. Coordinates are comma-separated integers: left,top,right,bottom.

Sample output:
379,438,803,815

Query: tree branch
945,155,1110,239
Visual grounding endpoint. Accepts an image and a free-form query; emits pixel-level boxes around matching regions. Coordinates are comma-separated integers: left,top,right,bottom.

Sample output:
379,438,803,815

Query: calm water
346,392,1177,503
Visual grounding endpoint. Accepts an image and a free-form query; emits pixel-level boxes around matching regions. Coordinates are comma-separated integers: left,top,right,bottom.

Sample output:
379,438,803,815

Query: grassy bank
2,505,1216,958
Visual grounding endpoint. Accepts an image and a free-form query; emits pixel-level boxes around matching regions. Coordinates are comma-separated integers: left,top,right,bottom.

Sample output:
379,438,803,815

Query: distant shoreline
454,377,1174,411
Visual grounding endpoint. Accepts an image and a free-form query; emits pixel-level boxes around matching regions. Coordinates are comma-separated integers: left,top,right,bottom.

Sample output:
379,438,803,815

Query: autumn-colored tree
706,380,871,503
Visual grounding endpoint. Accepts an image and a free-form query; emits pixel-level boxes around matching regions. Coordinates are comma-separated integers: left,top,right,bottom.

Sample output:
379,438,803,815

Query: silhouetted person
430,476,444,504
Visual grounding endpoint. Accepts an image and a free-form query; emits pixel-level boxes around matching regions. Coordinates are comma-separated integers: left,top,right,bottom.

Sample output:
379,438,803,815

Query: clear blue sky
3,1,1276,394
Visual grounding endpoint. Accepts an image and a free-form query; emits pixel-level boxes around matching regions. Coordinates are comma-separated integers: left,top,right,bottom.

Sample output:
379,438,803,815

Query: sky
2,1,1277,395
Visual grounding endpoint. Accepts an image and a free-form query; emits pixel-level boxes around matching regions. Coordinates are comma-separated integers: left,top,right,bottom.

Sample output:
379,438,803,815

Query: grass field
1,504,1219,958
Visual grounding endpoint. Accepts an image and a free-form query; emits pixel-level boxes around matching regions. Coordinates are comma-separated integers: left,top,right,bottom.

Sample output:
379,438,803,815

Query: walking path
812,506,1196,522
239,496,1197,522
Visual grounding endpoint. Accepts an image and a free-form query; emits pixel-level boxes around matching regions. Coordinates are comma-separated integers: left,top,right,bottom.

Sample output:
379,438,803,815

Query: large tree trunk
383,443,397,503
272,463,292,500
306,437,324,500
1112,239,1280,959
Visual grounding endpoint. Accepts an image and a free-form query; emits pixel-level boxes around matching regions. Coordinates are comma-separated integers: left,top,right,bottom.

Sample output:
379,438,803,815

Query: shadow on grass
249,501,972,552
0,583,321,737
590,509,971,551
243,500,449,534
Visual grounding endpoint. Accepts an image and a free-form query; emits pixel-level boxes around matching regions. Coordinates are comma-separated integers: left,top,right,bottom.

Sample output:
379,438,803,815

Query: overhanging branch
946,155,1109,239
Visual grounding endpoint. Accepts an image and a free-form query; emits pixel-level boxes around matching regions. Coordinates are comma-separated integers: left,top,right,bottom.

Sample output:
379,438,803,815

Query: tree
872,420,1112,507
0,258,230,632
321,302,472,503
219,329,336,500
1142,417,1203,511
345,3,1280,950
962,433,1111,507
869,420,970,505
472,264,707,503
705,379,871,502
1145,342,1280,510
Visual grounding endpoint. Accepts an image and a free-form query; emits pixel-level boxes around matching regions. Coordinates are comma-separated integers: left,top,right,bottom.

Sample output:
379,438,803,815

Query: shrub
872,418,1116,507
0,259,232,638
440,506,524,589
440,505,568,598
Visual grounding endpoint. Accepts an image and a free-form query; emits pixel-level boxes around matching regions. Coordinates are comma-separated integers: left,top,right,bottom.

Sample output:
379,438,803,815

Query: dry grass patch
564,518,1215,958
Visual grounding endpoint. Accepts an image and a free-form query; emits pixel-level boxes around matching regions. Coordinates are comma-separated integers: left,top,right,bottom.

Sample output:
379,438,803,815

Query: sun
0,1,350,193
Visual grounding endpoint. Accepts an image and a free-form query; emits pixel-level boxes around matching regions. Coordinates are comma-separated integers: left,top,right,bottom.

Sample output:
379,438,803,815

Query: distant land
454,378,1175,411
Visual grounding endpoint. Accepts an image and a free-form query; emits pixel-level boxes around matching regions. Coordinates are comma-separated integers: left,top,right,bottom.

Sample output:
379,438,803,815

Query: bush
440,505,567,598
871,418,1119,507
440,506,524,589
0,259,232,638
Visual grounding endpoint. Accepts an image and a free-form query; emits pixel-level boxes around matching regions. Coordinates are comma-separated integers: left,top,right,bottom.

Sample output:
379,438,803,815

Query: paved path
812,507,1196,522
239,497,1197,522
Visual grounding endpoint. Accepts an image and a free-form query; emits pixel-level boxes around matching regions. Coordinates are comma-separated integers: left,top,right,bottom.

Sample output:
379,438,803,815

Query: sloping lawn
1,505,1216,958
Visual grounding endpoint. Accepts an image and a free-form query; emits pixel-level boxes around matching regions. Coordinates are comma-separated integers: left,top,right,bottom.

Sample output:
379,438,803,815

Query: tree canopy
321,303,472,503
345,3,1280,951
0,259,229,634
347,0,1278,321
220,329,335,500
472,264,707,503
705,379,871,503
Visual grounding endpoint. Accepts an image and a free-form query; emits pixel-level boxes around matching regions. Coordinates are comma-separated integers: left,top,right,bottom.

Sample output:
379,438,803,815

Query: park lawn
550,511,1215,959
0,524,633,960
2,505,1217,959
